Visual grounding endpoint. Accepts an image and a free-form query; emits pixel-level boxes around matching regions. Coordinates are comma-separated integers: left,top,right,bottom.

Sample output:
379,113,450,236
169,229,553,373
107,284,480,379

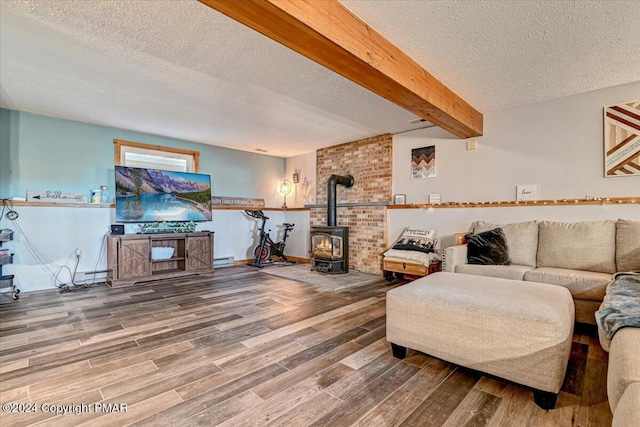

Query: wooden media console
106,232,214,287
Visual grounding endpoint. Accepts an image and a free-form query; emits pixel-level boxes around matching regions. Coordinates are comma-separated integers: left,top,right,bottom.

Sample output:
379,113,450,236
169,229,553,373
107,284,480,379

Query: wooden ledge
387,197,639,209
212,206,310,211
10,198,636,210
4,201,310,211
6,201,115,208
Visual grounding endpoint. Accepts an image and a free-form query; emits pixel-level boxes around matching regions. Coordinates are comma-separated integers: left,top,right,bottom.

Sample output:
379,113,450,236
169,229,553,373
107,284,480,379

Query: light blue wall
0,109,8,196
0,109,20,197
0,109,285,203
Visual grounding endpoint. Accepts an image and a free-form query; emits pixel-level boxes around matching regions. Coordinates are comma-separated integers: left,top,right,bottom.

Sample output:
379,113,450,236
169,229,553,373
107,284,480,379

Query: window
114,139,200,172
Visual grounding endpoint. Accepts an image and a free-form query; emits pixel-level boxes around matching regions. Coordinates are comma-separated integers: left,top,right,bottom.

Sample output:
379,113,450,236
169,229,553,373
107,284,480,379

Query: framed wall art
604,100,640,177
411,146,436,179
393,194,406,205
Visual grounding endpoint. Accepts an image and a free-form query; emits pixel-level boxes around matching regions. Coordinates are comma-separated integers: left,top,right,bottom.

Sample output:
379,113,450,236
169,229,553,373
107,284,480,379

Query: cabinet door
119,239,151,280
186,235,212,270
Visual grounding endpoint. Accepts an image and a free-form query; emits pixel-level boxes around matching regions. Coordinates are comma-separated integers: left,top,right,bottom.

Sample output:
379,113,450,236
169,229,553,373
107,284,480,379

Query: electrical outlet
75,248,81,258
466,139,477,150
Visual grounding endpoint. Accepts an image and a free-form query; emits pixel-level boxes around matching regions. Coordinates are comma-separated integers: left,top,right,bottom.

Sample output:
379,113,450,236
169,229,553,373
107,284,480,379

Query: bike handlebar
245,209,268,220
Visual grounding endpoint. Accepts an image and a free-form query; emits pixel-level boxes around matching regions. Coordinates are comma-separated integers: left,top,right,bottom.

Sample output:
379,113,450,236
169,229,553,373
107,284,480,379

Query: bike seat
283,223,294,228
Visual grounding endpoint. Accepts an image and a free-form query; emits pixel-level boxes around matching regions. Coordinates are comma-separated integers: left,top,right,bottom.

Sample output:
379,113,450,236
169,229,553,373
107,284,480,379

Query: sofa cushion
466,228,511,265
575,300,601,326
537,220,616,274
473,220,538,267
616,219,640,272
524,267,612,301
455,264,534,281
612,382,640,427
607,327,640,413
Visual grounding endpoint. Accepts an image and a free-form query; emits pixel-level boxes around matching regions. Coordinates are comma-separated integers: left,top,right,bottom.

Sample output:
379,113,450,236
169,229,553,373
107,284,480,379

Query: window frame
113,139,200,172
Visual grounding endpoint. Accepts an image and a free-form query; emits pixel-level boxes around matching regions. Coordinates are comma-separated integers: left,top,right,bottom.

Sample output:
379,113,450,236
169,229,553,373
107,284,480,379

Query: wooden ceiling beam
198,0,483,138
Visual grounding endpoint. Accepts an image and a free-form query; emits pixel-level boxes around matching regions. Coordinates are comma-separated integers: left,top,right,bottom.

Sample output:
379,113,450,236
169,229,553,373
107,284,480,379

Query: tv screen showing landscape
115,166,212,222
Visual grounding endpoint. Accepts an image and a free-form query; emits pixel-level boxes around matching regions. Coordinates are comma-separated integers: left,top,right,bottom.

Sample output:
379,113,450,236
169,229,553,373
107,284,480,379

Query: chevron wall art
411,145,436,179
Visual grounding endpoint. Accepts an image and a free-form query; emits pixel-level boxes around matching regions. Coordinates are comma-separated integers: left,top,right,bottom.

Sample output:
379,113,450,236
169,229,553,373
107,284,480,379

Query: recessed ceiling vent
408,118,428,125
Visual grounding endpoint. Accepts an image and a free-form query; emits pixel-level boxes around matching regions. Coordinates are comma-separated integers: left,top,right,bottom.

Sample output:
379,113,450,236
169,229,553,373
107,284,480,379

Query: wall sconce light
279,179,292,208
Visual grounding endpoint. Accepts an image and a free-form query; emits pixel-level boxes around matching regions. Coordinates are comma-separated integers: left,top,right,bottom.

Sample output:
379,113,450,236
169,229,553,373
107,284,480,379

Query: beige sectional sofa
606,328,640,426
444,219,640,325
597,273,640,426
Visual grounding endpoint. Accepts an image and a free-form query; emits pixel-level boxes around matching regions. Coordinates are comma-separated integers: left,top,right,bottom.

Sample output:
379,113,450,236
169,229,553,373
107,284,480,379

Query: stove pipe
327,174,354,226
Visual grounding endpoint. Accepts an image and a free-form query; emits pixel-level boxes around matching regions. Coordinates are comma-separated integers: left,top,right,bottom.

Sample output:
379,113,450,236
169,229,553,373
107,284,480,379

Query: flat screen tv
115,166,212,222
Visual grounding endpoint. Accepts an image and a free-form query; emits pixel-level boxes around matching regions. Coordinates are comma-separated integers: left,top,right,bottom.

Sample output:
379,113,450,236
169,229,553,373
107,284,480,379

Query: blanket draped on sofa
596,272,640,340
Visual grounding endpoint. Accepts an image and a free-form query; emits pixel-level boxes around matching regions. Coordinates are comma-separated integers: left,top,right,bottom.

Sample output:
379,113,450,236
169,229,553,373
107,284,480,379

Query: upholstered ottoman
387,272,574,409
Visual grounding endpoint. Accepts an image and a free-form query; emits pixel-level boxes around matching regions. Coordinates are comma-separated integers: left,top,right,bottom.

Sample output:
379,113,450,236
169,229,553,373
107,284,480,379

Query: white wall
393,81,640,204
211,209,286,262
1,206,113,292
285,152,317,207
283,209,311,258
0,206,289,292
388,204,640,252
390,82,640,265
215,208,309,261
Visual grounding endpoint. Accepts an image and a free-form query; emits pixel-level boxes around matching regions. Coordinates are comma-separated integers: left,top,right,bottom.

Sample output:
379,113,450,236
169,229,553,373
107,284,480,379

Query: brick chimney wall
311,133,392,274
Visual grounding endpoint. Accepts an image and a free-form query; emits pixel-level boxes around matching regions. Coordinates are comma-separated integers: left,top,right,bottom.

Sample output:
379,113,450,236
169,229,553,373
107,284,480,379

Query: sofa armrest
444,244,468,273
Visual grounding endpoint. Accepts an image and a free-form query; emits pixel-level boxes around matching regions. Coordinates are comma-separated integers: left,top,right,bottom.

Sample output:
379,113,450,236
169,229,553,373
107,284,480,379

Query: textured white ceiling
1,1,639,158
0,0,425,158
342,0,640,112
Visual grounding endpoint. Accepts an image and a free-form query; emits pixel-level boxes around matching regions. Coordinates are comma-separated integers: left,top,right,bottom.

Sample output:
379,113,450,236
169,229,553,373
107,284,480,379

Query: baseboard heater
73,270,108,284
214,256,235,268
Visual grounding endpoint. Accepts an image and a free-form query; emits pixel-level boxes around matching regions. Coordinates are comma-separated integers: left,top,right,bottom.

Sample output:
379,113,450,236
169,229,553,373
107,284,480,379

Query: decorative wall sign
429,193,441,204
301,177,315,205
516,185,538,201
26,190,87,203
393,194,406,205
411,146,436,179
211,196,265,207
604,100,640,177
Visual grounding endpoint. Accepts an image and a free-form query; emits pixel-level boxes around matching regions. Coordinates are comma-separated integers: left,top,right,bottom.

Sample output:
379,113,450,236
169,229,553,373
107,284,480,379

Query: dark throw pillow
466,228,512,265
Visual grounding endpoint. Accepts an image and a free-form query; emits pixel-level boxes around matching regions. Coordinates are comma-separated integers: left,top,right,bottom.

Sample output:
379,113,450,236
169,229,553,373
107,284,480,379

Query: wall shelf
6,201,304,211
8,201,114,208
387,197,639,209
8,197,637,211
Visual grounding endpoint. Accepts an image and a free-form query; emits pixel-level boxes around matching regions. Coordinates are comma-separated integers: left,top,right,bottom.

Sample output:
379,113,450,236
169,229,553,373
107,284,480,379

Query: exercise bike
244,210,295,267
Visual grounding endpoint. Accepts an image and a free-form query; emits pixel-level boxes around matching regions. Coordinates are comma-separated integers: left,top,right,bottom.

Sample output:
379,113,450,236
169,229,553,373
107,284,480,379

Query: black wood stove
310,174,353,274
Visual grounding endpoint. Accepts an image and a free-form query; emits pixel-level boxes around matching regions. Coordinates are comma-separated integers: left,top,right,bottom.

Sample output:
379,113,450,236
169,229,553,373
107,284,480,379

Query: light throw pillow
392,227,437,253
616,219,640,272
466,228,511,266
472,220,538,267
537,220,616,274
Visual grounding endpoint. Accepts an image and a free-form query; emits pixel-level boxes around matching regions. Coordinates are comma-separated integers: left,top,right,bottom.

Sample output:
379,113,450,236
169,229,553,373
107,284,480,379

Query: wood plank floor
0,267,612,426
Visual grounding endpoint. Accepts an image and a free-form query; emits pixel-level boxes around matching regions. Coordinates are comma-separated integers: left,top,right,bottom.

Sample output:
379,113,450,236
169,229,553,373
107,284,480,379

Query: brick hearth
311,134,392,274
